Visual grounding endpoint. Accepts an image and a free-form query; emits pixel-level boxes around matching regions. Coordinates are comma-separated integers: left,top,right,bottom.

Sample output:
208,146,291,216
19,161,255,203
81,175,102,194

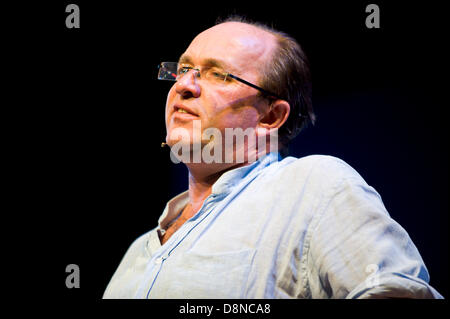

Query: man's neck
183,146,277,215
185,162,248,215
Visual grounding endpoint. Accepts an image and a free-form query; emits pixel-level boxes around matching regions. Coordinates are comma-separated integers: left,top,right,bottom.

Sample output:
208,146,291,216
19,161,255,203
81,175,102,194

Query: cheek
165,86,177,114
208,88,261,129
233,107,260,128
165,82,260,133
211,106,260,131
165,85,178,127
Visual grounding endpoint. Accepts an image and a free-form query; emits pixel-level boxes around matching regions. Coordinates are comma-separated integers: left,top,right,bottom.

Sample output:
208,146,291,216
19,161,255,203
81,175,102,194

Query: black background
9,0,447,305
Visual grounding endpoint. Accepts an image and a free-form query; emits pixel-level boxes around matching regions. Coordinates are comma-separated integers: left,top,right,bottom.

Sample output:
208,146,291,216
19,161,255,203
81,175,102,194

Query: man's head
164,16,314,164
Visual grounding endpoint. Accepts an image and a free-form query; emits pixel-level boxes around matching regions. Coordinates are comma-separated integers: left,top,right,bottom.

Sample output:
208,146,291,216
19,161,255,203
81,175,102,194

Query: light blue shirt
103,152,443,299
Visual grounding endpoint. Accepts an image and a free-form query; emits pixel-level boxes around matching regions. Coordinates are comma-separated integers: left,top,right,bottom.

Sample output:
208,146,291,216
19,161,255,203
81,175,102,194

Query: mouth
173,104,199,118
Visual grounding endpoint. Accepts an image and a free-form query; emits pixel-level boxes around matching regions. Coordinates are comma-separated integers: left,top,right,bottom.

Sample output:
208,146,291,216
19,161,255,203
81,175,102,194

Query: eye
209,69,228,81
213,71,224,78
177,66,192,75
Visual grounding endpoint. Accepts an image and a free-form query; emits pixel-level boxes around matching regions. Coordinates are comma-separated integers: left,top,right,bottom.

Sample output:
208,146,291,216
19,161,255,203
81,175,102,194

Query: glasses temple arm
227,73,283,100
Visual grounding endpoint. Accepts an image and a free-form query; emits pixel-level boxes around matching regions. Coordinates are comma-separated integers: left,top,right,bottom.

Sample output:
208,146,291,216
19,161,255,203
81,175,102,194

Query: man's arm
304,169,443,299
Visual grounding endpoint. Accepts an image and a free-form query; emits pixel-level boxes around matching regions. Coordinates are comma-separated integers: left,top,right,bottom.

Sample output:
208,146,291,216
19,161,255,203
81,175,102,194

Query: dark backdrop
14,0,447,301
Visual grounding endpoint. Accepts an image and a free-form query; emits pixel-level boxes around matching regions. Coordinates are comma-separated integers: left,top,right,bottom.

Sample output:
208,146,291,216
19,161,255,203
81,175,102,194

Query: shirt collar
158,191,189,230
211,151,281,196
158,152,281,229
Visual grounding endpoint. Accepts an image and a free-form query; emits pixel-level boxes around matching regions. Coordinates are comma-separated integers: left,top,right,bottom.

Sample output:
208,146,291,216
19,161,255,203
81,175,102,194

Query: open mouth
173,105,199,117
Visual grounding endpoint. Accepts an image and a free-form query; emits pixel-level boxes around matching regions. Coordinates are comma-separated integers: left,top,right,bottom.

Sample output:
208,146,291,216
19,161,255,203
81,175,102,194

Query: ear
257,99,290,131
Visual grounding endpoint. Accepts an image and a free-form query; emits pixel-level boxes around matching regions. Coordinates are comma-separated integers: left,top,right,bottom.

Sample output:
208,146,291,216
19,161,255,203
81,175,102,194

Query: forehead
181,22,277,75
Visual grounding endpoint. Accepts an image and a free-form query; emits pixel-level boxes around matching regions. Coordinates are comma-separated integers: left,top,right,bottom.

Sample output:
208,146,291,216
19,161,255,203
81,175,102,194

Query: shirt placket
145,193,221,298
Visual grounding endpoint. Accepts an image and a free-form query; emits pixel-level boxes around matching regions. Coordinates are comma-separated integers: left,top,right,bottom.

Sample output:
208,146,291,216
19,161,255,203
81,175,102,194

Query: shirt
103,152,443,299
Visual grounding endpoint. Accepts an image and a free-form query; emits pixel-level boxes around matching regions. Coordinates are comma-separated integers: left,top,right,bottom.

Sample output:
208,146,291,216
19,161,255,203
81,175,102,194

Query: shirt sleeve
304,161,443,299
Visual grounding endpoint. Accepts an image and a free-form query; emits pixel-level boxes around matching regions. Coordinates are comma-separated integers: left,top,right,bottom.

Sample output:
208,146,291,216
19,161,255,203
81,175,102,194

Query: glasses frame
158,62,283,100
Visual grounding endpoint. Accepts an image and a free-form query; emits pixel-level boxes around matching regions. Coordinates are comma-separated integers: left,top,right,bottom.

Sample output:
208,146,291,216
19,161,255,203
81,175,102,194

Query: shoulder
252,154,379,221
116,230,154,270
103,230,154,298
129,229,156,257
269,154,366,188
289,154,359,173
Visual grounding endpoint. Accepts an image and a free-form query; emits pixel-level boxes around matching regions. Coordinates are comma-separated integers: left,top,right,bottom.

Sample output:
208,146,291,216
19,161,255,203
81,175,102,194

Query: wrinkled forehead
181,22,277,77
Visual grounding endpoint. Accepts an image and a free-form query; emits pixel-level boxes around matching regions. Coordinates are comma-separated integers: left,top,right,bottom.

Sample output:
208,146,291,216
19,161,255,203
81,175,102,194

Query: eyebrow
178,54,238,74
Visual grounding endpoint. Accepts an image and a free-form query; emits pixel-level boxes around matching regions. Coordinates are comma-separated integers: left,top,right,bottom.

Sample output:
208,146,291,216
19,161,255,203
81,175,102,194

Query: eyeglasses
157,62,282,100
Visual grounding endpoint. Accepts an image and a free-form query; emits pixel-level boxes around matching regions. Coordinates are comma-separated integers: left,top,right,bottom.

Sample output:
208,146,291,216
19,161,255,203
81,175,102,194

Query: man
103,17,442,298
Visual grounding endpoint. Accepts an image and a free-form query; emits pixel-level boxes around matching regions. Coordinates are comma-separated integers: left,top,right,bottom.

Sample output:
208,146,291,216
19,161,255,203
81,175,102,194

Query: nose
175,70,201,99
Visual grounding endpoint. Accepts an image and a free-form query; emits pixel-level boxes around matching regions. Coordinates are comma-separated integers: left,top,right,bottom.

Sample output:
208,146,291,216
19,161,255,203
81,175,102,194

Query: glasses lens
158,62,178,81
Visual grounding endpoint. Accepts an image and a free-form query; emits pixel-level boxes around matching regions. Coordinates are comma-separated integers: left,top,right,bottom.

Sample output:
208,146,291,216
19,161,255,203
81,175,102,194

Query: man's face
165,22,277,152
